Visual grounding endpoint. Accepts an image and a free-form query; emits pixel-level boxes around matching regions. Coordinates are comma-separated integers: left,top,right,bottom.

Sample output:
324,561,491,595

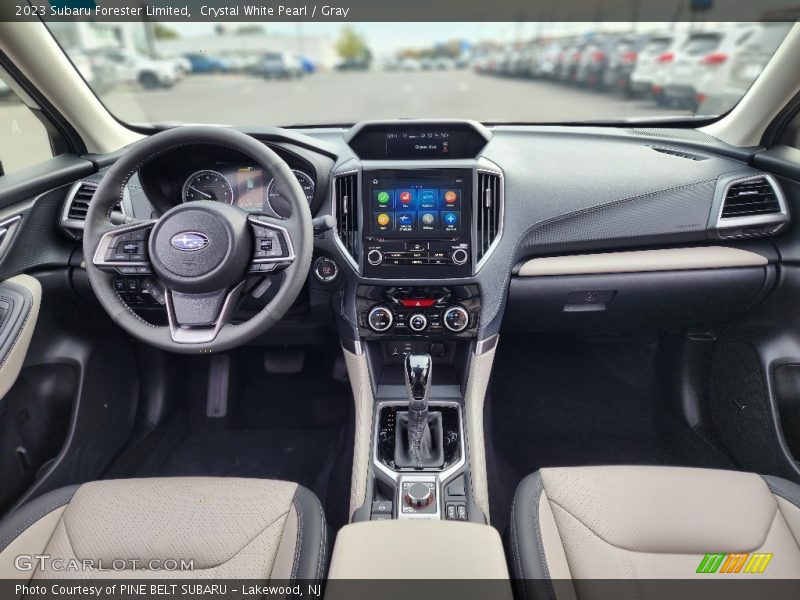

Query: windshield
46,21,792,127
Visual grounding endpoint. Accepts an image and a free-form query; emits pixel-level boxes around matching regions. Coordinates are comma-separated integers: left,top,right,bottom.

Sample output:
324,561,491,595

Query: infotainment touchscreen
366,171,469,239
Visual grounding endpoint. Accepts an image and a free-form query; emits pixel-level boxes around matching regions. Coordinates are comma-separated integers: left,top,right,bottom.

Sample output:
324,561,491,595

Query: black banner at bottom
3,579,800,600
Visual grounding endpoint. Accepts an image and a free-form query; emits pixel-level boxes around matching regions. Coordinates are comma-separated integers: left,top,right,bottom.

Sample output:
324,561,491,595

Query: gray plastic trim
713,173,790,237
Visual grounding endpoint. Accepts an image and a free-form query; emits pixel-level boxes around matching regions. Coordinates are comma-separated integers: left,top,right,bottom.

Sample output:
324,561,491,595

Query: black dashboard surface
68,121,791,342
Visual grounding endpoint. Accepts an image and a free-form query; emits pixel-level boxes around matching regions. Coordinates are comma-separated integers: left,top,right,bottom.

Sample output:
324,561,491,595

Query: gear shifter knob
404,354,432,412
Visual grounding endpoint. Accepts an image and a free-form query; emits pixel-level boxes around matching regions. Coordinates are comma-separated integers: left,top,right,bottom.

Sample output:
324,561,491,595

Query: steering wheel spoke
92,220,157,275
247,214,296,273
164,281,245,344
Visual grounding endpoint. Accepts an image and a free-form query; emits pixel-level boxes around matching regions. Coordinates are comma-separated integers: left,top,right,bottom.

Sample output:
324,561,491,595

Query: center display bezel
364,169,472,240
361,168,473,279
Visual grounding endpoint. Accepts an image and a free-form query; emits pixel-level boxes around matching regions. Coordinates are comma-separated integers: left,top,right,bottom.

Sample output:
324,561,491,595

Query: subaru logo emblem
170,232,209,252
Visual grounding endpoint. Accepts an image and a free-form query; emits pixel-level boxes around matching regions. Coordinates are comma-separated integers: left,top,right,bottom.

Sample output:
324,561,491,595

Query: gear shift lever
404,354,432,466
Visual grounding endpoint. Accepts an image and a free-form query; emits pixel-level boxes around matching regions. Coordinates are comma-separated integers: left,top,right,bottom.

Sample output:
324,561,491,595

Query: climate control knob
451,248,469,266
367,305,393,332
367,249,383,266
443,306,470,333
408,313,428,333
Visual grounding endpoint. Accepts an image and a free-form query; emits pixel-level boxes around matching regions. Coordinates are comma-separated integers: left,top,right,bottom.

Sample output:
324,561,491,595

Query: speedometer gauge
182,170,234,204
266,170,315,206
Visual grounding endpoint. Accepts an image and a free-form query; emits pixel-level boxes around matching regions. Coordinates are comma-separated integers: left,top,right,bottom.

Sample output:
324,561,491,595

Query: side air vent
714,174,789,239
476,170,503,265
333,172,359,264
61,181,124,238
650,146,710,161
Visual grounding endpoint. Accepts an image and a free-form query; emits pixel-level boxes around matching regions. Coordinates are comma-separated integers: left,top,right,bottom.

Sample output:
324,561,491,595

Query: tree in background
153,24,179,40
335,26,371,63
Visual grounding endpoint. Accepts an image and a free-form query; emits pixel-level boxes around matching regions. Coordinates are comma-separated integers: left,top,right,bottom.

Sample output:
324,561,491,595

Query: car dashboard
58,119,791,355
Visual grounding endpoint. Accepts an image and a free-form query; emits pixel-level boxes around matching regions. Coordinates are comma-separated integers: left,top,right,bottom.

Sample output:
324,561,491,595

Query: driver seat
0,477,327,580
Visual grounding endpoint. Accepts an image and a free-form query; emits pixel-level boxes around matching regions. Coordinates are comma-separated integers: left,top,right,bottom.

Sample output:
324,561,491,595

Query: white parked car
692,23,792,114
103,49,180,89
629,32,687,99
658,26,761,110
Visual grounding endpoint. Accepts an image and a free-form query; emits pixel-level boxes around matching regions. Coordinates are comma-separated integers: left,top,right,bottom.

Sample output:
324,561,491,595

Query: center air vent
333,172,359,264
61,181,124,238
714,174,789,239
476,170,503,265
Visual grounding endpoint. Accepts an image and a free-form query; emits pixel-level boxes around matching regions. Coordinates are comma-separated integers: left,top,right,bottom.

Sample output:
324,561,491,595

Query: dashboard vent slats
67,181,99,220
721,177,781,218
61,181,123,238
477,171,502,262
334,172,359,262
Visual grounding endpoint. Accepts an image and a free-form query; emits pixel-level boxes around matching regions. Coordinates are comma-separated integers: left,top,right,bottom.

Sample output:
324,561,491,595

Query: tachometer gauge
267,170,315,206
182,170,234,204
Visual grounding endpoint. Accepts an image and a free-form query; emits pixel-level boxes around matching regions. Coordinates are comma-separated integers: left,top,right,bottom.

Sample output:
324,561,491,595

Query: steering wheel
83,126,313,354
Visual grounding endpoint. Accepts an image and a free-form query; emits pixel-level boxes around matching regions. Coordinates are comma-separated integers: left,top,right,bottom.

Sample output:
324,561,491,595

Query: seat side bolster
289,484,328,581
763,475,800,547
538,490,574,580
0,485,79,553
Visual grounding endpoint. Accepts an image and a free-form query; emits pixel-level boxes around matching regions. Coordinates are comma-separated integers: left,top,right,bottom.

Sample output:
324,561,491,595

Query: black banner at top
3,0,800,22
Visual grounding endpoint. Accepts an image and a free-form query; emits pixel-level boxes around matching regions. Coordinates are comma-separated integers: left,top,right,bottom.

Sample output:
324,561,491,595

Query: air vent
66,181,98,220
650,146,710,161
714,174,789,239
476,170,503,264
721,177,781,218
61,181,123,237
333,172,359,263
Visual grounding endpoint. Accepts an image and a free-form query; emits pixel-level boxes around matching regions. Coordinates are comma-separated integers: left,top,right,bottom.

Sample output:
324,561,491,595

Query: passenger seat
0,477,327,580
509,466,800,587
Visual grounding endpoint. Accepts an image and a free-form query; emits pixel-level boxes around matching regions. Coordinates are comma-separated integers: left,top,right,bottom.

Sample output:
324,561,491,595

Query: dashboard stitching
479,173,736,335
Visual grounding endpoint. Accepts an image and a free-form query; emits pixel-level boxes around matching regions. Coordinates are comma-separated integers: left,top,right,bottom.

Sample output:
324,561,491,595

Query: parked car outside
629,32,687,100
183,53,229,74
257,52,304,78
663,24,792,111
555,39,588,83
103,49,180,89
601,33,651,94
574,35,620,88
532,40,566,78
696,22,792,114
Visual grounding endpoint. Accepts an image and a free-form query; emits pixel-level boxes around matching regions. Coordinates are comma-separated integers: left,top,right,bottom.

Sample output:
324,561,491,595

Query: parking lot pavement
99,70,689,127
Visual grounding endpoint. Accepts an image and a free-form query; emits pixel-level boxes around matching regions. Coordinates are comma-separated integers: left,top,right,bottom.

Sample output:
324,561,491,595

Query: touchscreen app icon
399,191,413,205
419,189,438,209
377,191,391,205
377,213,391,226
444,190,458,204
443,211,460,230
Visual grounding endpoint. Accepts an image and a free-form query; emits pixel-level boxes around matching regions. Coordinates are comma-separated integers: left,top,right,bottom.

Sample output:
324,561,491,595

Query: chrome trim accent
164,280,245,345
443,305,469,333
91,220,157,269
61,180,127,233
247,215,297,266
331,170,360,273
474,334,499,356
367,305,393,333
372,400,467,521
714,173,790,236
475,164,505,273
397,475,440,520
0,215,22,260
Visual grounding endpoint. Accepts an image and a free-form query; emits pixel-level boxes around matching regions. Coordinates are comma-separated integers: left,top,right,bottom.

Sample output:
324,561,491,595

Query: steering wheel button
122,242,139,253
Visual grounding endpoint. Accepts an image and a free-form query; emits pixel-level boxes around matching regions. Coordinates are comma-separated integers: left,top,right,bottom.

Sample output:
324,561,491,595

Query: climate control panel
356,284,480,340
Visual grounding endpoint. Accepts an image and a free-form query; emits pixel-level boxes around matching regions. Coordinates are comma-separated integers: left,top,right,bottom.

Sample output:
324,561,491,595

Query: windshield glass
46,21,792,126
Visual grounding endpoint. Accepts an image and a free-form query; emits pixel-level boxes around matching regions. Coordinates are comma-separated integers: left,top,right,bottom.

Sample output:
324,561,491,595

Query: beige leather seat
0,477,327,580
510,466,800,596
